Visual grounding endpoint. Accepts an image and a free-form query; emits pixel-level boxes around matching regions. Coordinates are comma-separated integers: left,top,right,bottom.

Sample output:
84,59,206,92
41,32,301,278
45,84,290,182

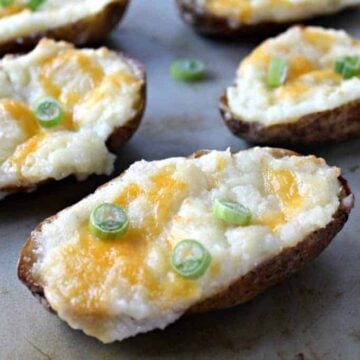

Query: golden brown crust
0,0,128,56
0,51,146,196
220,94,360,146
17,149,354,319
176,0,360,39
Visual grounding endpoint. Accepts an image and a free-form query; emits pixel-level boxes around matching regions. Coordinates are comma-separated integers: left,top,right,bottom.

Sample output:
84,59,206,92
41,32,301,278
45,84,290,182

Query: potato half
176,0,360,38
18,147,354,343
0,0,128,55
0,38,146,199
221,26,360,146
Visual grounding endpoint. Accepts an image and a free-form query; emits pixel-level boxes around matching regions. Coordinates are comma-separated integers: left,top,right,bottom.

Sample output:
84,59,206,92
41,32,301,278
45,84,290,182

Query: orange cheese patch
0,99,39,137
7,132,46,172
205,0,252,21
38,50,105,109
302,29,335,52
259,168,303,230
287,56,315,82
0,4,25,19
82,70,137,108
46,166,199,315
204,0,312,22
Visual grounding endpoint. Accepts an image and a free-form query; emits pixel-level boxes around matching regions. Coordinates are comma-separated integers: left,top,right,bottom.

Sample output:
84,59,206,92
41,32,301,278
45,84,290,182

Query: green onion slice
334,56,360,79
0,0,14,7
213,199,251,226
171,240,211,280
170,59,205,82
267,57,288,88
33,97,64,128
26,0,46,11
89,203,129,240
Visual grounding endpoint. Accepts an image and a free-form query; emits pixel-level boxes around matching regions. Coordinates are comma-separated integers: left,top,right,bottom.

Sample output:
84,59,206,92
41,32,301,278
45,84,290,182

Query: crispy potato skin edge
220,94,360,146
0,52,146,195
175,0,360,39
17,149,354,318
0,0,129,56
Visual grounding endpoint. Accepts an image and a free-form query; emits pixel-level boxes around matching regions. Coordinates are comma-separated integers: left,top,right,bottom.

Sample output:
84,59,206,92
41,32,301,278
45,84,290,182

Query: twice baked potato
0,38,145,199
18,147,354,343
0,0,128,55
221,26,360,146
176,0,360,38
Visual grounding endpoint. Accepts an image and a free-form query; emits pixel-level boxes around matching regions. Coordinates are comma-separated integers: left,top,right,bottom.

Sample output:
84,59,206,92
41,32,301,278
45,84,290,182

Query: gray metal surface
1,1,360,359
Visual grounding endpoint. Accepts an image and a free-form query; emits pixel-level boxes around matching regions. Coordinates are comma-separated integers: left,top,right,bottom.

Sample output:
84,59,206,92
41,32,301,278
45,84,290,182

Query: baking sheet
1,1,360,359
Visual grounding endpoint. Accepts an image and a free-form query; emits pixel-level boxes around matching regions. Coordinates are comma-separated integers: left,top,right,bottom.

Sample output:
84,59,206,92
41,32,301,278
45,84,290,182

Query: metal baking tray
1,1,359,359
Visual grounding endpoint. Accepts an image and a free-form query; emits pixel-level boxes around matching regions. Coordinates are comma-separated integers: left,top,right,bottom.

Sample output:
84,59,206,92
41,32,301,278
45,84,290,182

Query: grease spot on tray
348,165,359,173
350,331,360,343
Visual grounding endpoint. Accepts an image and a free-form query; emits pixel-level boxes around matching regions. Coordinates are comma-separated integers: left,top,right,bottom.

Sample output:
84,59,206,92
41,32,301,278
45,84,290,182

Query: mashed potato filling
31,148,341,342
198,0,359,25
0,0,120,43
0,39,143,190
227,27,360,125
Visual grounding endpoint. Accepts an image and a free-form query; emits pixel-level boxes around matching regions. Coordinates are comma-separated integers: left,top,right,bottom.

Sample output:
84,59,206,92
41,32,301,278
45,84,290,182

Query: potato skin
220,94,360,146
0,0,129,56
18,149,354,321
176,0,360,39
0,51,146,196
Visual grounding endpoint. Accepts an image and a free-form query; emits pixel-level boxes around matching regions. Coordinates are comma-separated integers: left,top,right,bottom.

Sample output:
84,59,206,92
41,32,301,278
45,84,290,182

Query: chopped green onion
0,0,14,7
334,56,360,79
171,240,211,280
267,57,288,88
170,59,205,82
33,97,63,128
89,203,129,240
213,199,251,226
26,0,46,11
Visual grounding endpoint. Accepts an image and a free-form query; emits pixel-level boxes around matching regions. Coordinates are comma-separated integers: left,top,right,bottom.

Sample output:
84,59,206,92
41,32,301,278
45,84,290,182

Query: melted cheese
38,50,104,109
227,26,360,125
8,133,45,172
0,0,123,44
0,99,39,136
259,168,302,230
199,0,359,25
0,4,24,19
0,39,144,191
31,148,342,343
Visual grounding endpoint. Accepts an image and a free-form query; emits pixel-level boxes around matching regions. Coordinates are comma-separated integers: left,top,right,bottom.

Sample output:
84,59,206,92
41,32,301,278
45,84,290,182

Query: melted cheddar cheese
200,0,358,25
0,39,143,191
259,169,302,230
228,26,360,125
0,4,24,19
48,167,197,315
33,148,342,343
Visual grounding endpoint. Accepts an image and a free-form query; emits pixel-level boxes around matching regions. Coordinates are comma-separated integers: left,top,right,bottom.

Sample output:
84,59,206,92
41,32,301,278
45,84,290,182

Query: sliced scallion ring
0,0,14,7
334,56,360,79
33,97,64,128
171,240,211,280
267,57,288,88
27,0,46,11
89,203,129,240
213,199,251,226
170,59,205,82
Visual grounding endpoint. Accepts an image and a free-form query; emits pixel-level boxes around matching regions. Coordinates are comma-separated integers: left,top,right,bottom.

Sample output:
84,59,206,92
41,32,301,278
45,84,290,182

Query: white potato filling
227,27,360,125
31,148,341,343
0,39,143,190
0,0,120,43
